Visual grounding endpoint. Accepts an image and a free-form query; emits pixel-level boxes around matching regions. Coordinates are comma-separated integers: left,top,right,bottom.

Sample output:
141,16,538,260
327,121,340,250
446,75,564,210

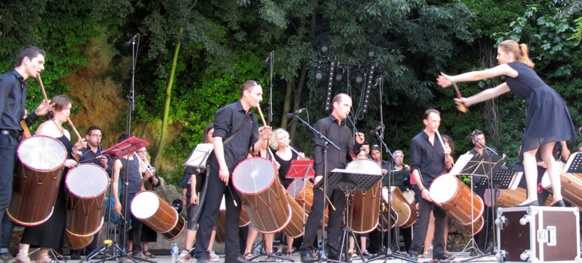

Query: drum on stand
377,196,399,231
65,231,94,250
216,196,252,244
429,174,484,236
65,163,109,237
381,186,416,228
131,190,185,240
286,178,329,224
543,172,582,208
232,157,292,234
347,159,382,234
8,135,67,226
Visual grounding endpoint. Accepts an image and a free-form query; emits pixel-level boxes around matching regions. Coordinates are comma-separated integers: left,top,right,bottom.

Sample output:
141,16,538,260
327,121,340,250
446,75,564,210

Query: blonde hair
498,40,535,68
269,128,289,150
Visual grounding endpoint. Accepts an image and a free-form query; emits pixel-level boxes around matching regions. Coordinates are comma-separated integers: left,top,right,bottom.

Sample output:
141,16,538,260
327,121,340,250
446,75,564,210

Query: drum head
429,175,456,204
345,159,382,175
18,135,67,171
232,157,276,195
66,164,109,198
131,191,160,219
287,179,306,198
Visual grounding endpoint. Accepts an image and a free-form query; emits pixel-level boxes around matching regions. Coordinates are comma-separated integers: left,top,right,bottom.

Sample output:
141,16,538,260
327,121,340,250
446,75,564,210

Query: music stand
325,165,382,263
285,159,315,179
492,169,522,190
89,136,153,263
456,153,504,262
564,152,582,173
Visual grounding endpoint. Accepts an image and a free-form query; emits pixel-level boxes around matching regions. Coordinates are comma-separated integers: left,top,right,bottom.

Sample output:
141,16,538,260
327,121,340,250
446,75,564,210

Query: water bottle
171,242,179,263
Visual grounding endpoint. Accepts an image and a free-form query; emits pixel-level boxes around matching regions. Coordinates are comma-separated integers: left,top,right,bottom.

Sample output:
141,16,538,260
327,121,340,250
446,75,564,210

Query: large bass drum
346,159,382,234
429,174,484,236
131,191,185,240
232,157,292,234
65,164,109,237
8,136,67,226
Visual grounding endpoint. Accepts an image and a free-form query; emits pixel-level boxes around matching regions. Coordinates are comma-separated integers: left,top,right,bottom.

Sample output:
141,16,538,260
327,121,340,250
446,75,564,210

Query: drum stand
454,150,503,262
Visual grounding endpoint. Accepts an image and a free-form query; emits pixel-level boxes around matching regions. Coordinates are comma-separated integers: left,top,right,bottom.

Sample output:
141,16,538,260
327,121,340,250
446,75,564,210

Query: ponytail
518,43,535,68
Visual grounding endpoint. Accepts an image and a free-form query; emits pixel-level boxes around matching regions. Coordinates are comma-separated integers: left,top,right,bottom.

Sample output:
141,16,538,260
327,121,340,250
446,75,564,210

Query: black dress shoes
551,199,565,207
516,200,539,207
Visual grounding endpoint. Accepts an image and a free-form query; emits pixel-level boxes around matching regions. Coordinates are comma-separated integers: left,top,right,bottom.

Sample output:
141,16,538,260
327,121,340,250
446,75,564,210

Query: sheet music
449,152,474,176
183,143,214,167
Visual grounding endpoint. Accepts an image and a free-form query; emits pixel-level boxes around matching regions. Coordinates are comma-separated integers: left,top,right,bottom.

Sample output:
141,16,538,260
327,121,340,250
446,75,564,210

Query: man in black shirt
194,80,272,263
300,93,365,263
408,109,453,261
0,46,51,255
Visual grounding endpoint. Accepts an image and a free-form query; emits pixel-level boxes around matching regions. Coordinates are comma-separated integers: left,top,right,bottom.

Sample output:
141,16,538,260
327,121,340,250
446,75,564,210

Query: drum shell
282,190,307,238
383,186,416,228
233,157,292,234
65,231,94,250
216,206,252,244
429,175,484,226
349,181,381,234
454,216,484,237
8,136,67,226
286,179,329,224
377,200,398,231
131,191,183,235
556,173,582,209
161,216,185,240
65,164,109,236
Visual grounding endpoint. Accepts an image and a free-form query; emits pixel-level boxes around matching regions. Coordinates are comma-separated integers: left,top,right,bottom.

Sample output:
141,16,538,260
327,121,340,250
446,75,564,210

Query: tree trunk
156,27,183,165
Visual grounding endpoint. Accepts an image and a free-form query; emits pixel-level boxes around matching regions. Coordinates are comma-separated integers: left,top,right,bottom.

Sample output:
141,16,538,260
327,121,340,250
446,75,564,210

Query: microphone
466,135,475,141
124,33,139,46
286,108,306,119
369,124,384,138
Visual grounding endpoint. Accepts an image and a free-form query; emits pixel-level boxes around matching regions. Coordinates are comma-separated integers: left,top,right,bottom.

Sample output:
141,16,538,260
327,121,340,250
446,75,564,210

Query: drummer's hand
190,193,199,205
219,168,230,185
298,152,305,159
34,99,53,116
421,188,432,202
314,175,323,188
99,156,108,168
415,203,419,211
260,126,273,140
404,164,410,170
355,132,365,144
381,169,387,175
74,138,86,150
113,201,122,214
64,159,77,168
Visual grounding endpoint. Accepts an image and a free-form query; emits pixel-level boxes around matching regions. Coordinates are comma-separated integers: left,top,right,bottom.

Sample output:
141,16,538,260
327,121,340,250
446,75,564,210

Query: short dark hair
241,80,260,96
118,133,129,143
423,109,440,120
202,124,214,143
15,46,46,67
471,129,484,137
86,126,102,136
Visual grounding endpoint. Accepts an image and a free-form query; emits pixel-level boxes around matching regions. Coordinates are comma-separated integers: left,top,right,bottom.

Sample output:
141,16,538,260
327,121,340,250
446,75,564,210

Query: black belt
0,130,21,140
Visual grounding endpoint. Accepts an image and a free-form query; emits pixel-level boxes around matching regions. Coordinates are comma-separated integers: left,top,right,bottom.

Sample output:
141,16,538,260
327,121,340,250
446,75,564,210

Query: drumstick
67,118,84,142
256,103,268,127
36,73,50,103
451,80,468,113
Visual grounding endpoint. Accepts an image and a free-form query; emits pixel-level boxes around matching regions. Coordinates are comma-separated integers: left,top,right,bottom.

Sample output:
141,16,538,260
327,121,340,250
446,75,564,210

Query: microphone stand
463,135,499,262
291,115,339,262
368,131,411,262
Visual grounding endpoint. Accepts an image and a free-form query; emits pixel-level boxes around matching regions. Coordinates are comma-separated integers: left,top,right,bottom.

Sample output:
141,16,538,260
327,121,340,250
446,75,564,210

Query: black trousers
409,197,446,257
194,169,242,261
300,186,346,257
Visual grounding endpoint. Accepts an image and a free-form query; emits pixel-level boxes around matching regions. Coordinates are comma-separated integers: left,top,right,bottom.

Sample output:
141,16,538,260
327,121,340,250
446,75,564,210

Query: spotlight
315,66,324,81
362,64,375,113
319,44,329,56
367,49,376,59
335,67,344,82
353,69,364,84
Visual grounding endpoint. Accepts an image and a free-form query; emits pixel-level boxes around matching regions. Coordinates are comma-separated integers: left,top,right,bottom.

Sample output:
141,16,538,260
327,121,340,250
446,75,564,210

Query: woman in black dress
15,95,85,263
436,39,576,207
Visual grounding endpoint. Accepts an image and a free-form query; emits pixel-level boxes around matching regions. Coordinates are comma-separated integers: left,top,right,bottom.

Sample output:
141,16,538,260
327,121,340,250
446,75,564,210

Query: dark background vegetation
1,0,581,186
